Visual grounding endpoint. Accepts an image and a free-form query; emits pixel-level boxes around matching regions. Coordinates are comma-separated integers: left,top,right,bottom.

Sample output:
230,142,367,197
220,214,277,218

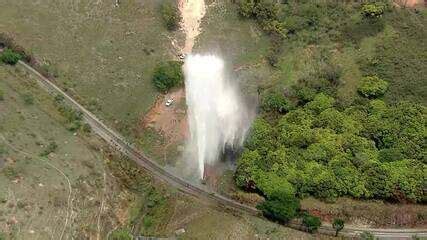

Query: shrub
108,229,133,240
357,76,388,98
257,191,300,223
152,61,183,92
160,1,181,31
40,141,58,157
82,123,91,133
0,88,4,101
0,48,21,65
22,93,34,105
261,91,292,114
293,86,316,104
361,3,385,19
305,93,335,114
332,218,345,236
360,231,375,240
302,213,321,233
237,0,256,18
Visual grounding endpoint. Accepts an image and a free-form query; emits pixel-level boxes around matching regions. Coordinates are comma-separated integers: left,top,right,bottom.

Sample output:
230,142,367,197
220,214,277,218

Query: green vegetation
257,190,300,223
39,141,58,157
360,231,376,240
21,93,34,105
109,229,133,240
160,1,181,31
235,1,427,213
361,3,386,19
54,96,84,131
302,213,321,233
360,11,427,104
357,76,388,98
152,61,183,92
332,218,344,236
0,88,4,101
0,0,177,140
0,48,21,65
261,90,293,114
237,96,426,202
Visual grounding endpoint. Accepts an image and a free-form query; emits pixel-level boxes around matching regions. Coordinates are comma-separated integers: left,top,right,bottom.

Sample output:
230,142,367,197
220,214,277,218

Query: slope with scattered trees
234,0,426,225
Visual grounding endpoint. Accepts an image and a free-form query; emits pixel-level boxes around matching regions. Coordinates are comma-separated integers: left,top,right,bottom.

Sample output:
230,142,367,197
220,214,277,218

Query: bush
82,123,91,133
305,93,335,114
22,93,34,105
357,76,388,98
0,88,4,101
108,229,133,240
261,91,292,114
152,61,183,92
40,141,58,157
0,48,21,65
360,231,375,240
257,191,300,223
361,3,385,19
160,1,181,31
332,218,345,236
302,213,321,233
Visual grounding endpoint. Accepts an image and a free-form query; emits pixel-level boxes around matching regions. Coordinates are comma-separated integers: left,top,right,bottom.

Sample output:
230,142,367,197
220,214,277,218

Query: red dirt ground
140,88,189,145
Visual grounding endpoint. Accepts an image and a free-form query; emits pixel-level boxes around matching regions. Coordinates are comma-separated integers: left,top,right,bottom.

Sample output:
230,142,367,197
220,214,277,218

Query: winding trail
14,60,427,239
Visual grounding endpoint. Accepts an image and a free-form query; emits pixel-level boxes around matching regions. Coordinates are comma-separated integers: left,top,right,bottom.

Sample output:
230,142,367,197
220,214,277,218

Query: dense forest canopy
234,0,426,221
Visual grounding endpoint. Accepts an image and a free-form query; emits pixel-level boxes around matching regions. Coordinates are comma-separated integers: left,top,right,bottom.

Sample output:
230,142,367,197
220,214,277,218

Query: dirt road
178,0,206,54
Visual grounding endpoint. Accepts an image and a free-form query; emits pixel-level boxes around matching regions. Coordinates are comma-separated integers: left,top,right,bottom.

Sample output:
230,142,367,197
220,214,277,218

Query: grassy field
0,65,128,239
0,0,182,137
0,64,320,239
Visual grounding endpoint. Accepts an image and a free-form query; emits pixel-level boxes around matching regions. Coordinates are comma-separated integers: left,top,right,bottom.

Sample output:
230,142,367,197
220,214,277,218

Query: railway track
17,60,427,238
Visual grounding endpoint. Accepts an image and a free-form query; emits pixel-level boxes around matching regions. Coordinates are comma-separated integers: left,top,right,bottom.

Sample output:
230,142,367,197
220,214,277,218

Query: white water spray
184,54,253,179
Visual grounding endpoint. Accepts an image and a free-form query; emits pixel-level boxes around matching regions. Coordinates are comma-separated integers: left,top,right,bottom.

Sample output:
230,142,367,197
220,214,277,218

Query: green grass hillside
0,0,180,137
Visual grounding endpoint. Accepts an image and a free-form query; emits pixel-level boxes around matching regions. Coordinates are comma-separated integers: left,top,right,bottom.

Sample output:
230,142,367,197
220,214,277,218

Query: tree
257,190,300,223
235,150,261,191
302,213,321,233
363,162,393,199
245,118,275,155
256,172,295,198
357,76,388,98
332,218,345,236
109,229,133,240
0,48,21,65
160,1,181,31
315,108,346,133
385,160,425,202
152,61,183,92
305,93,335,114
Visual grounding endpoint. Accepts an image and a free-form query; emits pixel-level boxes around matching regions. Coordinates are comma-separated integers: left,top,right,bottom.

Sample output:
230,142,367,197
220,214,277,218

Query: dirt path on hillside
138,0,207,151
178,0,206,54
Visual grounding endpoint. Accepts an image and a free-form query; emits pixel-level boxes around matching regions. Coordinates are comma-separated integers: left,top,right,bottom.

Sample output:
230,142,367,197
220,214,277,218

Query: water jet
183,54,253,179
